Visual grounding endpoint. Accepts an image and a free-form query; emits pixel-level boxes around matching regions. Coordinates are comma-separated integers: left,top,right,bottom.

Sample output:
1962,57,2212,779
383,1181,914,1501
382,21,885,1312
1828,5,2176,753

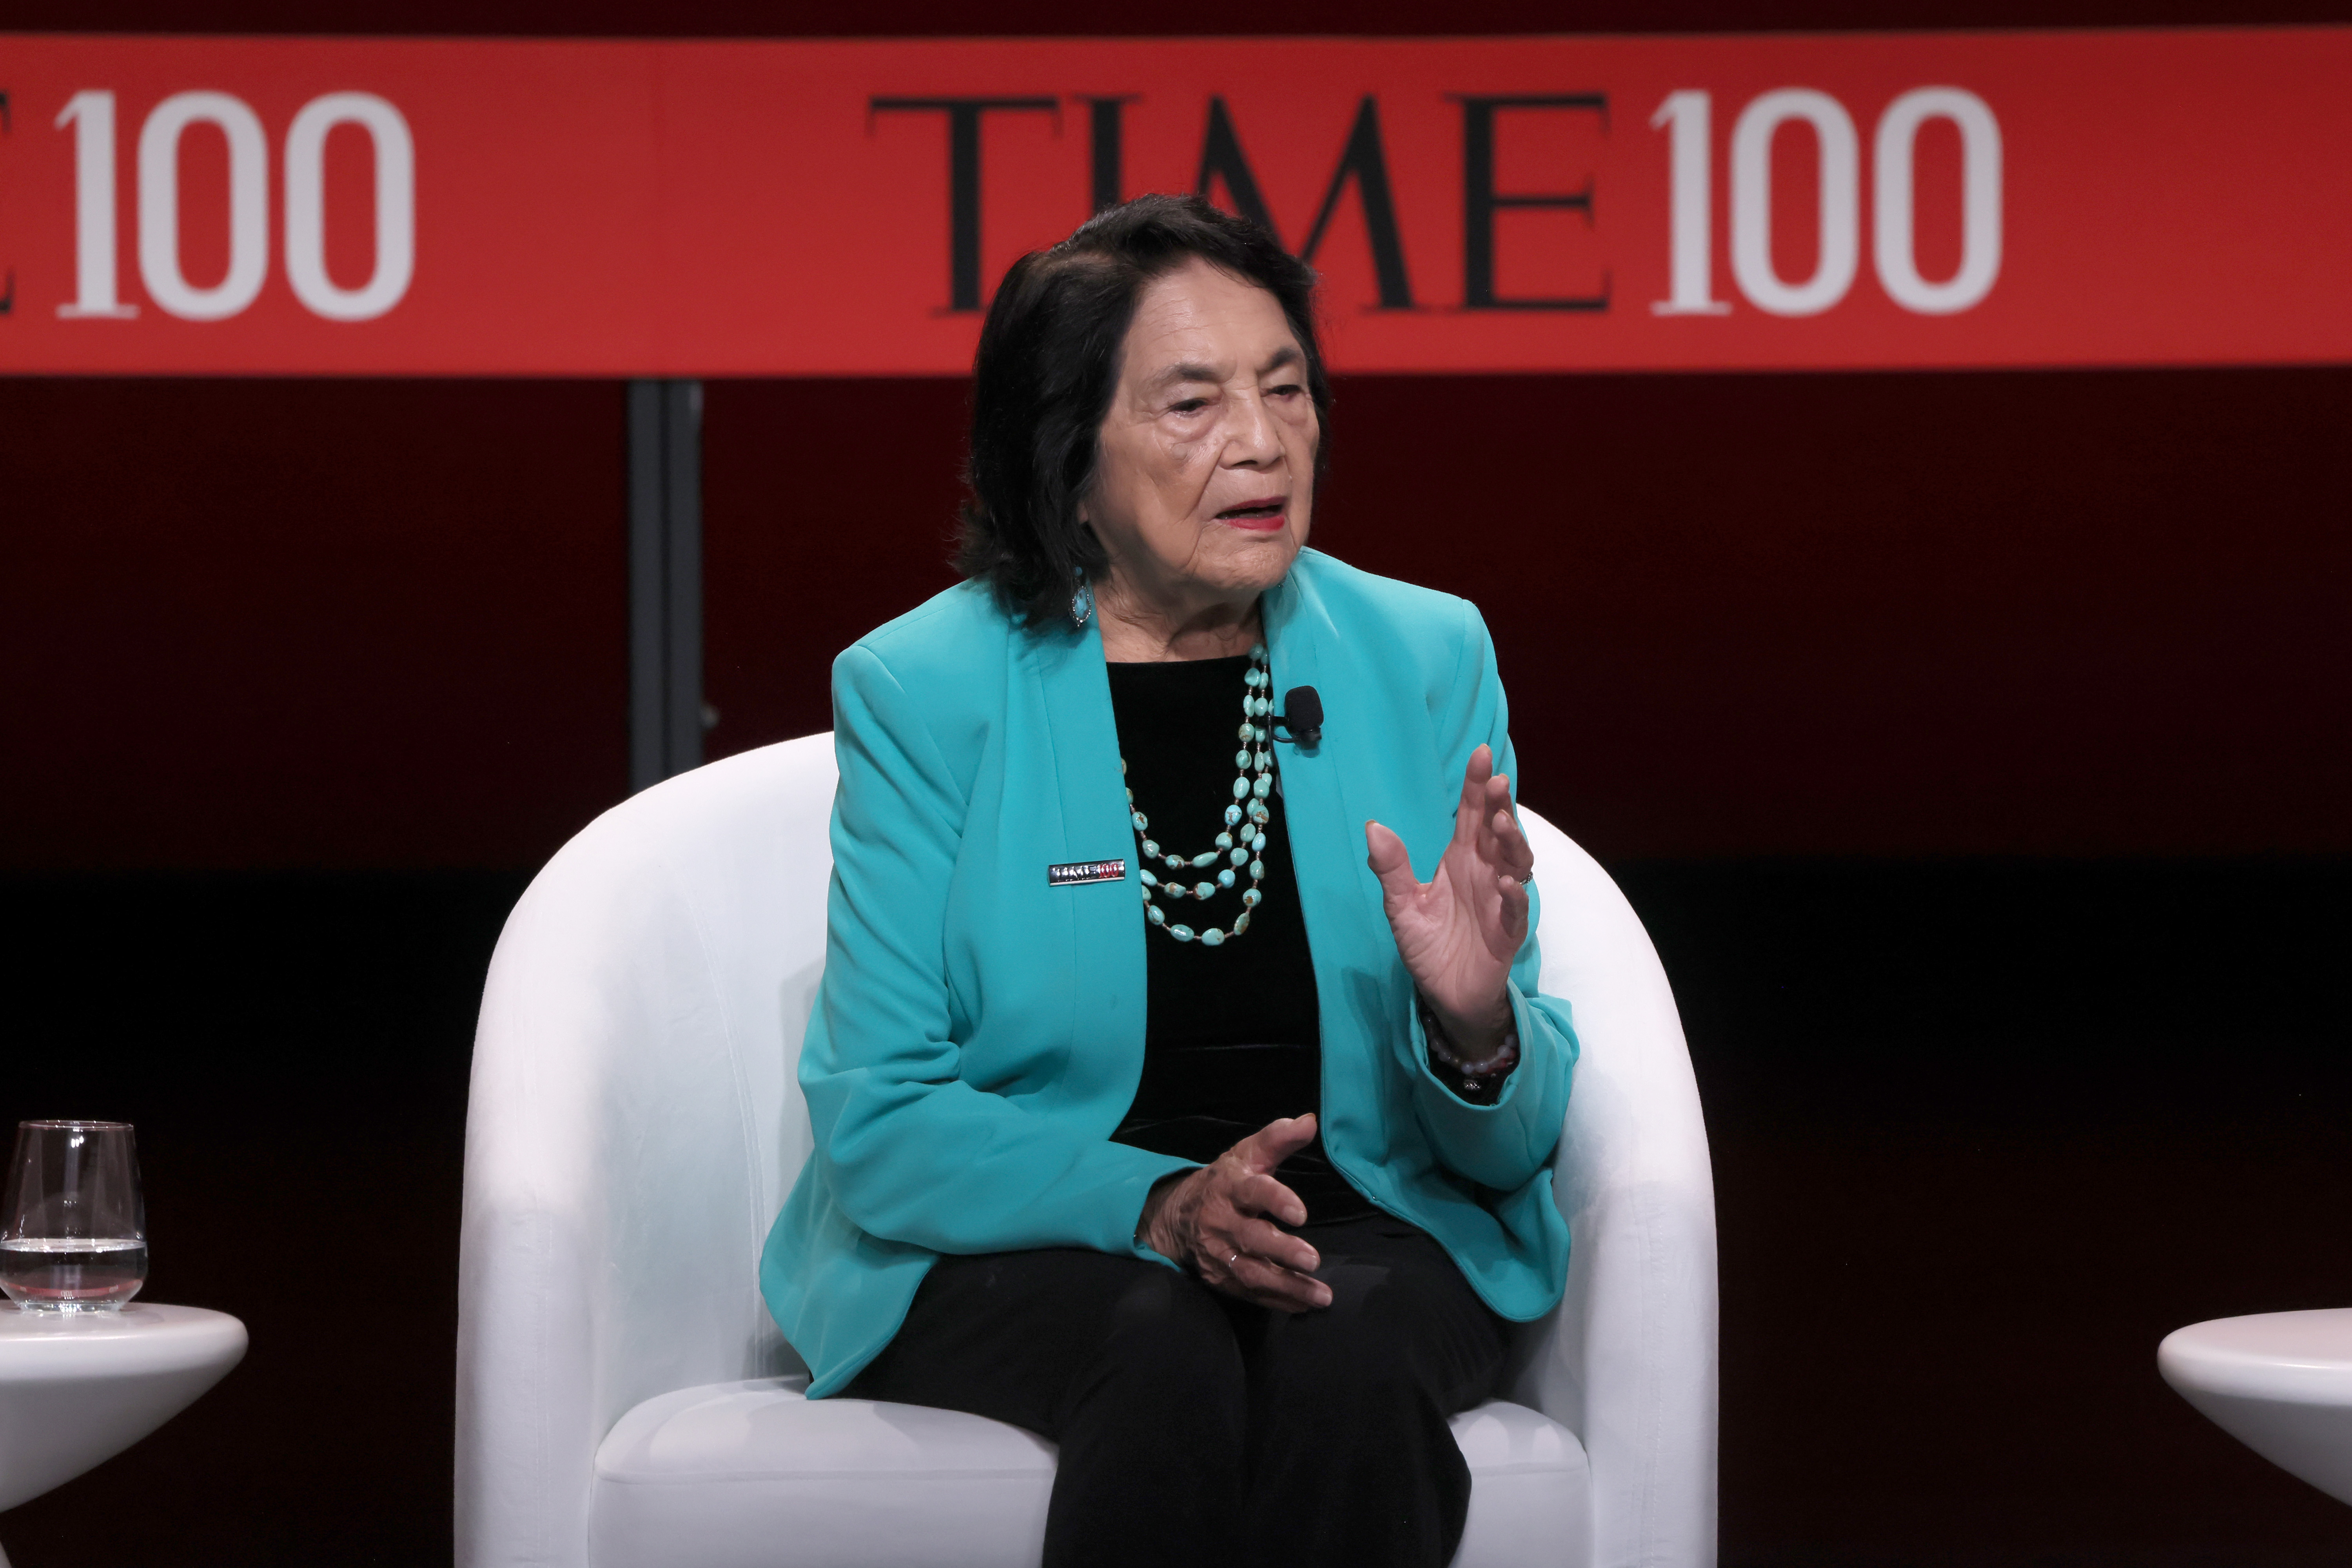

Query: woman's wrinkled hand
1139,1114,1333,1312
1364,744,1534,1061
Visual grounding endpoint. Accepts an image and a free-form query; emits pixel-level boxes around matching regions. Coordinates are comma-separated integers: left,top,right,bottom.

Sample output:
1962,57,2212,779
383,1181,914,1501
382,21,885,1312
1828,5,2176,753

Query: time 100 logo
36,80,2000,327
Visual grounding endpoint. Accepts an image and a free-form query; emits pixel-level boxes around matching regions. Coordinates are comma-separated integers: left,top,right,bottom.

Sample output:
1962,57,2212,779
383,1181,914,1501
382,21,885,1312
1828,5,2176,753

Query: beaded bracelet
1417,993,1520,1099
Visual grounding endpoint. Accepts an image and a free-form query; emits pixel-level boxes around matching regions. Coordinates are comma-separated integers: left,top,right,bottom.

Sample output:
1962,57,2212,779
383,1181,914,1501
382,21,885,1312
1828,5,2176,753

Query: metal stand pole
626,379,704,793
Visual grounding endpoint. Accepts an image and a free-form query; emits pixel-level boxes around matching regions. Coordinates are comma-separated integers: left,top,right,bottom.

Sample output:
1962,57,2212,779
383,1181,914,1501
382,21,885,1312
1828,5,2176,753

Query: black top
1104,654,1376,1225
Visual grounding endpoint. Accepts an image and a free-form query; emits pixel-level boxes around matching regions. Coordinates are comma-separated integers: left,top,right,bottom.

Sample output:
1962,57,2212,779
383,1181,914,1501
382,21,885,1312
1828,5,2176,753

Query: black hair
956,193,1331,628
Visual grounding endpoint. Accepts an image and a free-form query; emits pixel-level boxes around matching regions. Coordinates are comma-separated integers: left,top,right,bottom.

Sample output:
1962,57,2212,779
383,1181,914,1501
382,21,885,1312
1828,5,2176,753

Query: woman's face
1085,259,1319,617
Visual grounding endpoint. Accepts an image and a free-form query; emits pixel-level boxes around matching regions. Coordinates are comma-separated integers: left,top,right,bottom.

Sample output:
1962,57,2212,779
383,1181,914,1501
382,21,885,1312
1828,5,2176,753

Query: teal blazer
761,549,1578,1397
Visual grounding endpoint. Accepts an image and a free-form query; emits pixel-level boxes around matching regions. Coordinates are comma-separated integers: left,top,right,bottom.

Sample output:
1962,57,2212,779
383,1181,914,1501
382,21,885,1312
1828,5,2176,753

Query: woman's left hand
1365,744,1533,1060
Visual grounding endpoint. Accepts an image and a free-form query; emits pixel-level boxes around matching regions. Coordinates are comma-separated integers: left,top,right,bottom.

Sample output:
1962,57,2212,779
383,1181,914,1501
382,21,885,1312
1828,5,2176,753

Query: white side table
2160,1308,2352,1506
0,1304,248,1567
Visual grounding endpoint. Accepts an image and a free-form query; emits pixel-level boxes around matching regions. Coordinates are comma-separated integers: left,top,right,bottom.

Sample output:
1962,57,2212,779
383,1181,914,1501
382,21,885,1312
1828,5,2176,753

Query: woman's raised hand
1139,1115,1334,1312
1364,744,1534,1059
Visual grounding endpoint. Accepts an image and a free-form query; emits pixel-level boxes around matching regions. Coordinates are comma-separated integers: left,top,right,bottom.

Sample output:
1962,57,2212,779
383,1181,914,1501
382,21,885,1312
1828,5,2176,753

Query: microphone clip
1272,686,1325,749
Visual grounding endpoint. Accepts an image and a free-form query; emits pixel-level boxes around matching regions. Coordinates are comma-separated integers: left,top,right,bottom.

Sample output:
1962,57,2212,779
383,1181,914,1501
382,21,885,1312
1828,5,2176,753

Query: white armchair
456,732,1716,1568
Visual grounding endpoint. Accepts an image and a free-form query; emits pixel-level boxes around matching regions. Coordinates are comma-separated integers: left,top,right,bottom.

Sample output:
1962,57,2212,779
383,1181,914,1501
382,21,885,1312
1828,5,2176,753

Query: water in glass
0,1237,150,1307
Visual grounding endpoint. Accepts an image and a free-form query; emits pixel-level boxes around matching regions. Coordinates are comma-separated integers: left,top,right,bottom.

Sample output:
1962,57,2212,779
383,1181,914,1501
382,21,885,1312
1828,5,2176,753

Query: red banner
1,30,2348,376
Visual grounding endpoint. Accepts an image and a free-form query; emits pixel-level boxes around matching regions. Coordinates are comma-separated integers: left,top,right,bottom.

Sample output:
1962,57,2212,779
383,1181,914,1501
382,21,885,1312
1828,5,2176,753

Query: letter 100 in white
54,89,416,323
1651,86,2002,318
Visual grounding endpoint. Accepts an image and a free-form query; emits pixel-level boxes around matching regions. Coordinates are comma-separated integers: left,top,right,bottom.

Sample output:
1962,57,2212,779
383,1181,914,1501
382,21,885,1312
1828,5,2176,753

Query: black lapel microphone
1273,686,1324,748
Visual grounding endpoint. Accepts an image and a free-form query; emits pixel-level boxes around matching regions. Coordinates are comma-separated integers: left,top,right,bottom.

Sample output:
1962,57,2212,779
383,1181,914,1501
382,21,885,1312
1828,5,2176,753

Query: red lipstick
1214,497,1288,532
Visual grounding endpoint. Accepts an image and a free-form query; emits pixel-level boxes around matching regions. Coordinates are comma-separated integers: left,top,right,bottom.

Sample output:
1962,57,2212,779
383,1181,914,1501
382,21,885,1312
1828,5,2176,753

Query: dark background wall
12,368,2349,869
3,0,2349,1564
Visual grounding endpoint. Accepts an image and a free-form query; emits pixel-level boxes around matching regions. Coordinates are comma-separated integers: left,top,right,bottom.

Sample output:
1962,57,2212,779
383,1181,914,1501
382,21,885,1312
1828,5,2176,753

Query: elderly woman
760,194,1576,1568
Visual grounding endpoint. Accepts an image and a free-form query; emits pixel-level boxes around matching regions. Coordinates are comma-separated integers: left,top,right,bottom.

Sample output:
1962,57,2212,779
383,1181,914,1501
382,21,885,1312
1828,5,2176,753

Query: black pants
845,1212,1508,1568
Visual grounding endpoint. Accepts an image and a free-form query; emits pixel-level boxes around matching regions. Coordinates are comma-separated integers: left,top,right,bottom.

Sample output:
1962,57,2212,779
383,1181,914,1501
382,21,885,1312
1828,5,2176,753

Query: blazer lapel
1024,618,1149,1085
1264,564,1394,1022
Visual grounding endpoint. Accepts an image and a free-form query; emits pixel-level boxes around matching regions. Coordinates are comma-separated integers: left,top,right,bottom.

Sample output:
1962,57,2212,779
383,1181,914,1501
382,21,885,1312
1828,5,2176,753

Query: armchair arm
1505,812,1719,1568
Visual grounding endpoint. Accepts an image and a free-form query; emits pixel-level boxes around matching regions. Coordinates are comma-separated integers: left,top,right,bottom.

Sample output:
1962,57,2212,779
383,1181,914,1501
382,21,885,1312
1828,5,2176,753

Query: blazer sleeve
1401,602,1579,1194
799,642,1195,1260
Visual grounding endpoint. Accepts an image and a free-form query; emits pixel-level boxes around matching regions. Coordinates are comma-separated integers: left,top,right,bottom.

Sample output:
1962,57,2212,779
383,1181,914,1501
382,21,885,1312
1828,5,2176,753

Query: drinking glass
2,1120,149,1311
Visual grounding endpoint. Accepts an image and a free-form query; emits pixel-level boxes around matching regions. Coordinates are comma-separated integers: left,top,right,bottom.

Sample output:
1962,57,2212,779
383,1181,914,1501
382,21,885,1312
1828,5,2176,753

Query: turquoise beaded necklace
1123,642,1275,947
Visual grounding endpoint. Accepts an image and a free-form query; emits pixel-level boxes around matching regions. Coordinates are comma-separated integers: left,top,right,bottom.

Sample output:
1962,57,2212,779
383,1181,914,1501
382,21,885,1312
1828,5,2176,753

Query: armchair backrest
456,732,1715,1568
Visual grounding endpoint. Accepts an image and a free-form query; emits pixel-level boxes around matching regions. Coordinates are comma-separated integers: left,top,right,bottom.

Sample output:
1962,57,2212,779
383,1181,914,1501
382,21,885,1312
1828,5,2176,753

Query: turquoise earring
1069,573,1095,628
